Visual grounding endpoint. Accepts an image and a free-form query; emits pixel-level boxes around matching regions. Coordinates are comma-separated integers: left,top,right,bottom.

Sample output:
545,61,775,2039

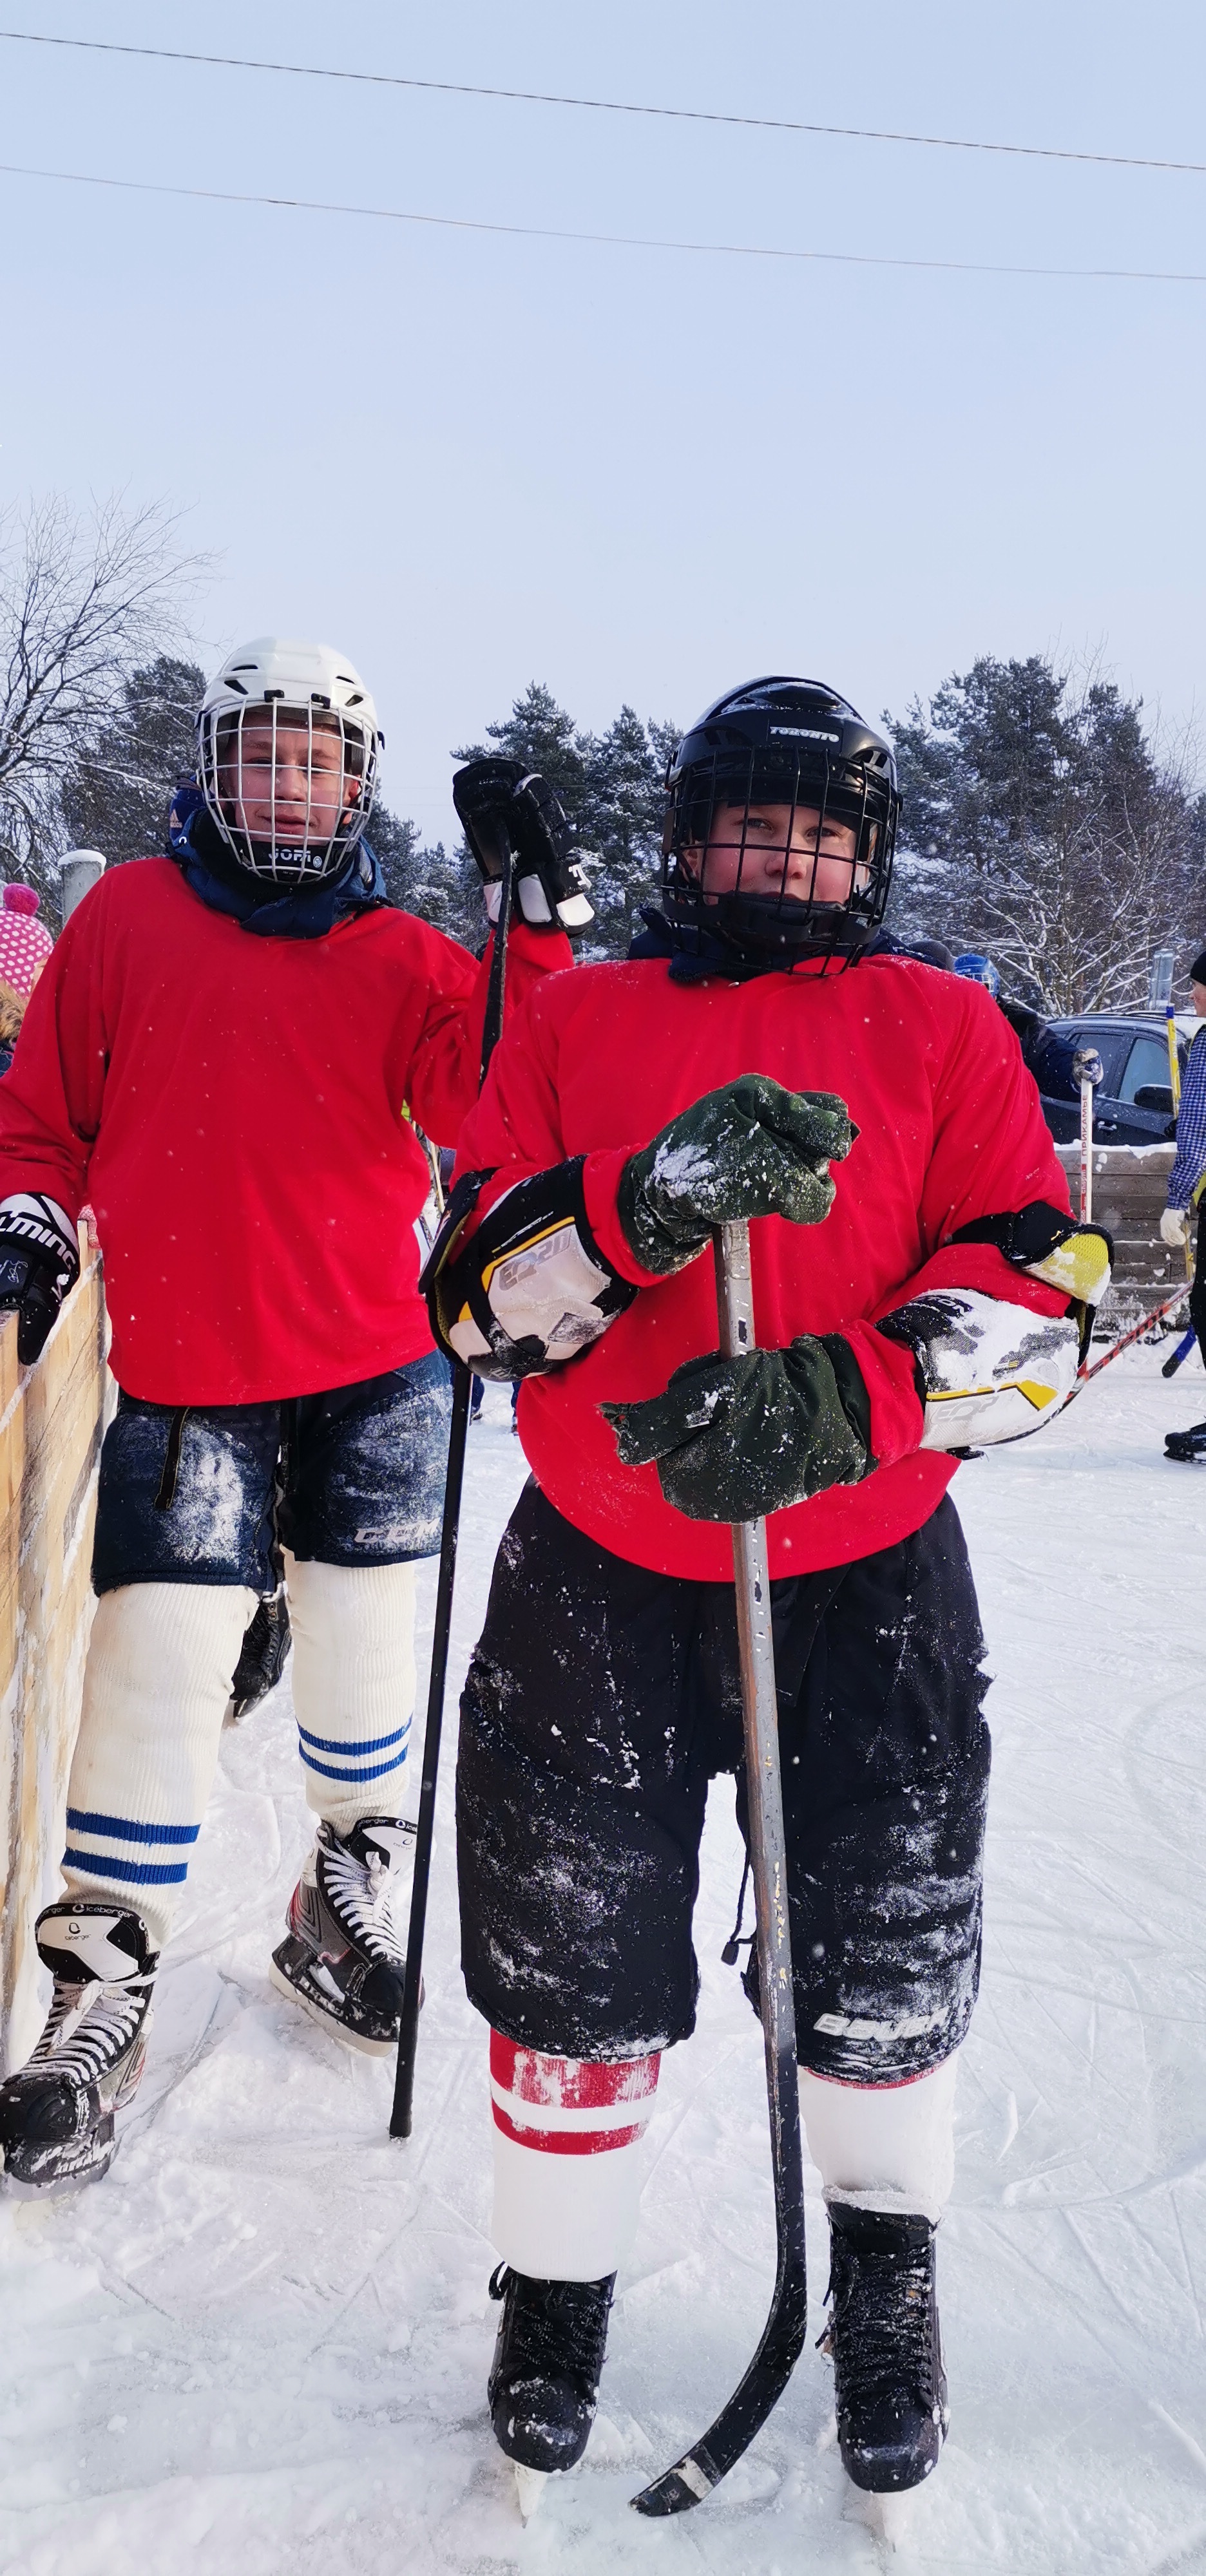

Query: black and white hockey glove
423,1159,636,1378
0,1193,79,1362
452,756,595,933
875,1200,1114,1452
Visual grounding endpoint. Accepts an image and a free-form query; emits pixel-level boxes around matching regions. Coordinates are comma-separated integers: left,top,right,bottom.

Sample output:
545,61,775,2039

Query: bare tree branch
0,495,206,904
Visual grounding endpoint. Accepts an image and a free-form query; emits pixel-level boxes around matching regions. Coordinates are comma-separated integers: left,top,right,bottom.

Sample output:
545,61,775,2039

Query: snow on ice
5,1354,1206,2573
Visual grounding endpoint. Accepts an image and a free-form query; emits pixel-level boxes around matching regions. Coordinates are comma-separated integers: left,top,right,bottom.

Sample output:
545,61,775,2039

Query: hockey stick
632,1219,809,2515
1162,1324,1197,1379
1071,1284,1187,1393
390,841,515,2141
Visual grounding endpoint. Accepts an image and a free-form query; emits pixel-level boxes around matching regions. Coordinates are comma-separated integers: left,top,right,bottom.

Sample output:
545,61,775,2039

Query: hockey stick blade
631,2252,808,2514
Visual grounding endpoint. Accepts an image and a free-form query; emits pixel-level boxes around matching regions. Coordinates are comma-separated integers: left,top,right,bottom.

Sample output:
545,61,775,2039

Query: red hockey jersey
0,858,570,1403
455,952,1073,1580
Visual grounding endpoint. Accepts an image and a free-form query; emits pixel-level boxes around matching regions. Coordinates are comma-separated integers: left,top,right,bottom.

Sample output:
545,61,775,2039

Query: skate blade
267,1956,397,2059
513,2465,551,2523
847,2484,916,2553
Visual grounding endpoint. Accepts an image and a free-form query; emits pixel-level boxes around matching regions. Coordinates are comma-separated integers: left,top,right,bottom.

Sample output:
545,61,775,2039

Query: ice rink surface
4,1350,1206,2575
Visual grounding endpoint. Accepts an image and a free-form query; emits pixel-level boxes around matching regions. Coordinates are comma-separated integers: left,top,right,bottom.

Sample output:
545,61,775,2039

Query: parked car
1033,1013,1196,1146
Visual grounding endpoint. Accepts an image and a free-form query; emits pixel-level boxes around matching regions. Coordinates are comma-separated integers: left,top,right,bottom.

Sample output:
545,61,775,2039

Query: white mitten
1161,1205,1188,1248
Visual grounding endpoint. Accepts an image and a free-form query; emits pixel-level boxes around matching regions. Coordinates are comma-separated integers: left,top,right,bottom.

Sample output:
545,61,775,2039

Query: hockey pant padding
283,1553,416,1836
458,1482,990,2079
62,1582,256,1951
489,2030,660,2280
799,2050,959,2226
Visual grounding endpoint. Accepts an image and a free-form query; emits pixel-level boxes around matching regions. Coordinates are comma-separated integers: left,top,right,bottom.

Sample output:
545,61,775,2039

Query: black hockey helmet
662,677,899,969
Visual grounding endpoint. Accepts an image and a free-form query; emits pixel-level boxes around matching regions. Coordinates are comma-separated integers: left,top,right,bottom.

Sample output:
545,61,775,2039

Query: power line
2,157,1204,284
1,25,1203,182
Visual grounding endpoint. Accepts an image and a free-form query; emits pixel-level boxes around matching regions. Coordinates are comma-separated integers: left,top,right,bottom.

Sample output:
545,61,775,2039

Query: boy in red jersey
0,638,580,2197
425,677,1111,2510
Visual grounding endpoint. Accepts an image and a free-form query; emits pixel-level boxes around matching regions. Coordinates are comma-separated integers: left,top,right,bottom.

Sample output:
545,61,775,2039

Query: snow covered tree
61,655,206,865
454,684,680,957
887,656,1205,1010
367,804,482,946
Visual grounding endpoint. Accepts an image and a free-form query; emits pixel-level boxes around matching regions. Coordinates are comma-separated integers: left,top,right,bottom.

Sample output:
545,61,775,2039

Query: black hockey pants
457,1482,991,2083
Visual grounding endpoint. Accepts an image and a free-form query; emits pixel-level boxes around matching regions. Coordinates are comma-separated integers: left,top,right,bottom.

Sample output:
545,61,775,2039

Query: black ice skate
0,1902,157,2199
488,2263,615,2498
270,1816,416,2057
226,1587,292,1723
1165,1419,1206,1462
821,2203,948,2501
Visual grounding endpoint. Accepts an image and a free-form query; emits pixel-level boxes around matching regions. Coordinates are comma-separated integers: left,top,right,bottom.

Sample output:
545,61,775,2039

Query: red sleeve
847,985,1075,1473
0,899,108,1217
407,920,573,1148
452,964,576,1175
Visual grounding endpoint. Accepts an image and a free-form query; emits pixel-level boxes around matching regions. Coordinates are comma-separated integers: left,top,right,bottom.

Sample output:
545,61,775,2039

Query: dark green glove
601,1335,873,1522
618,1075,856,1277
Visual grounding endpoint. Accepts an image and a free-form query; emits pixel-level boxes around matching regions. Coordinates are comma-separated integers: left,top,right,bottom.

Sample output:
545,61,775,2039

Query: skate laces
823,2232,937,2410
320,1831,408,1963
30,1976,152,2087
489,2265,613,2389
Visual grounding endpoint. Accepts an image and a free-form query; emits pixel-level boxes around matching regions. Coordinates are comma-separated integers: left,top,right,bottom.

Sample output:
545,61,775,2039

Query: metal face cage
663,737,897,974
197,697,379,884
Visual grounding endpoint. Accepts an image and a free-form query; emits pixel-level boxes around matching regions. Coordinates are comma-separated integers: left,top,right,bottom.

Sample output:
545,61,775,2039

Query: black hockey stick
632,1220,809,2515
390,842,515,2141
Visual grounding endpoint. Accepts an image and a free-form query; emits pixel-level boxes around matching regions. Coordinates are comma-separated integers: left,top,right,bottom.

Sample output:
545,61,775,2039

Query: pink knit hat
0,886,53,999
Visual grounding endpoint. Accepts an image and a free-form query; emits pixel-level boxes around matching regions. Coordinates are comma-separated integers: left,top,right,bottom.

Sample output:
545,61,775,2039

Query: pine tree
59,655,206,866
453,685,679,957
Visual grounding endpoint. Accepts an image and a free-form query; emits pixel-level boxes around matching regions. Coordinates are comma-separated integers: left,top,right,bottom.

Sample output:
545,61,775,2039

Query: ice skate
822,2204,948,2499
1165,1418,1206,1462
225,1586,292,1723
0,1903,157,2199
270,1815,416,2057
488,2262,615,2502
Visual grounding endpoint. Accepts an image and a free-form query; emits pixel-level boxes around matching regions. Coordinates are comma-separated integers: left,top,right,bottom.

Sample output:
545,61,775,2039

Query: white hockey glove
1161,1205,1188,1248
878,1289,1079,1450
0,1193,79,1362
423,1159,636,1377
453,756,594,933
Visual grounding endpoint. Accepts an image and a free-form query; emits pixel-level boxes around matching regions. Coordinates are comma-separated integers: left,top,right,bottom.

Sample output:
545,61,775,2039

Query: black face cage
197,699,379,884
662,743,897,972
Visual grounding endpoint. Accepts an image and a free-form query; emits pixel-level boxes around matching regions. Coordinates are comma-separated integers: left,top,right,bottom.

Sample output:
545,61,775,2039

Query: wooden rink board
1057,1142,1193,1300
0,1240,112,2072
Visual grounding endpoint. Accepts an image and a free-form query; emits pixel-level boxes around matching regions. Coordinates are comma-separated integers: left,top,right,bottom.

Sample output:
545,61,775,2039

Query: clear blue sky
3,0,1205,845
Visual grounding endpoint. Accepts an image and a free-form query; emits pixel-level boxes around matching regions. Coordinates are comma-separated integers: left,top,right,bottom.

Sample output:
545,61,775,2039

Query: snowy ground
5,1350,1206,2576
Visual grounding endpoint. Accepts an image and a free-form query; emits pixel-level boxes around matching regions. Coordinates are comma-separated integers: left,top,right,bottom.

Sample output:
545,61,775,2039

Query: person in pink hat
0,886,53,1074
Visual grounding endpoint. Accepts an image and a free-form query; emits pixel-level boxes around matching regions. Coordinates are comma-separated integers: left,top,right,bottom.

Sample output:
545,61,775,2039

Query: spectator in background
0,886,53,1072
1162,949,1206,1462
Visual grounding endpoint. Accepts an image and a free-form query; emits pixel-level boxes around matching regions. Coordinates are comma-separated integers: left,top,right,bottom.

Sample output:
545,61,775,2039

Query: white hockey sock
490,2031,660,2282
62,1581,256,1954
284,1554,416,1838
799,2052,959,2226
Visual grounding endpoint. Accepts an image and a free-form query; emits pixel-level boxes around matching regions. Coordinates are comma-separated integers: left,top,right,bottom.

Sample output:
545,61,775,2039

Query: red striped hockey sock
489,2031,661,2281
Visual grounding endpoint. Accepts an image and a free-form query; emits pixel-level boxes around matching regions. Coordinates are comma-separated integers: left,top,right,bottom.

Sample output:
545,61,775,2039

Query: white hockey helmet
196,637,383,884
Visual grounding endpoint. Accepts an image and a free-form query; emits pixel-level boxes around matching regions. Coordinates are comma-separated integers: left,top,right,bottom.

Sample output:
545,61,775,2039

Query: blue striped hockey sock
62,1582,257,1953
283,1556,416,1837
